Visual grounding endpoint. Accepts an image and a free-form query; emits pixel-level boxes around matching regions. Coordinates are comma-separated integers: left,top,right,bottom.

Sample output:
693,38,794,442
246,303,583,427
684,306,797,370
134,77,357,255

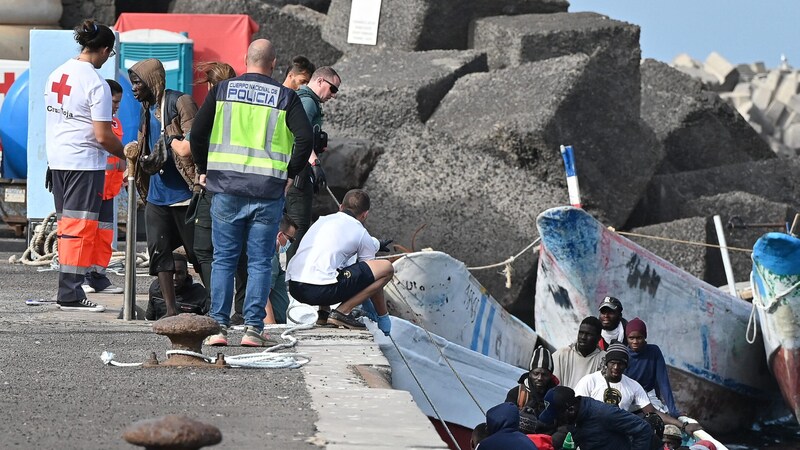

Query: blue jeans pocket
211,193,240,223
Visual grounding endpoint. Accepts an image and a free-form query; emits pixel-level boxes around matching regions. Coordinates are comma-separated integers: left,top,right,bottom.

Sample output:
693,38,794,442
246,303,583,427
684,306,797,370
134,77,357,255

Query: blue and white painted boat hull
752,232,800,423
385,251,539,369
535,206,776,434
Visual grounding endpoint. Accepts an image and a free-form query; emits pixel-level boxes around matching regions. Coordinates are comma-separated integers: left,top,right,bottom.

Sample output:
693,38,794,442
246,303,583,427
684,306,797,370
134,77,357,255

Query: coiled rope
100,323,313,369
8,211,150,272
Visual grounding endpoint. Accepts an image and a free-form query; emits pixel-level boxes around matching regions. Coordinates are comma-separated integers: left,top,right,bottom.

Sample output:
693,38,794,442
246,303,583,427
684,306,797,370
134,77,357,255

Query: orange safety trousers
51,169,105,302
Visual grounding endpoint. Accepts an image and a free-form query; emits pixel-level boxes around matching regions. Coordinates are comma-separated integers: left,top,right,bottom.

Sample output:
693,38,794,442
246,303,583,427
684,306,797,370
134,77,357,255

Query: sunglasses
322,79,339,94
282,232,296,243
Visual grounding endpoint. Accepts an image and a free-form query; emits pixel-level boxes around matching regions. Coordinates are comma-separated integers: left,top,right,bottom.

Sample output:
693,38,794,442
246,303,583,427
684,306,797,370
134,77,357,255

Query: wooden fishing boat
384,250,540,369
534,206,777,434
368,317,526,450
751,232,800,423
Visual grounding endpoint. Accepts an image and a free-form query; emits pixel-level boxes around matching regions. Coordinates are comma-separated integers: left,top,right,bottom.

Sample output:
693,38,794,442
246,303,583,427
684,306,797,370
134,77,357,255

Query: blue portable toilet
119,29,193,95
0,69,29,179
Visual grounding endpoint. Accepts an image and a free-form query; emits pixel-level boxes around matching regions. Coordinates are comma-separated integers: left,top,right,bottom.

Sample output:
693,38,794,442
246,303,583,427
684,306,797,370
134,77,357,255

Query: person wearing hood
127,57,205,318
191,39,313,346
478,402,539,450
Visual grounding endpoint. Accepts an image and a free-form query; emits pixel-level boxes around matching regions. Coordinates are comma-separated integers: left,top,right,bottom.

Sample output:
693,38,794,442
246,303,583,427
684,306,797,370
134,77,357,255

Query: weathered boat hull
385,251,539,369
369,317,525,431
751,232,800,423
535,206,776,434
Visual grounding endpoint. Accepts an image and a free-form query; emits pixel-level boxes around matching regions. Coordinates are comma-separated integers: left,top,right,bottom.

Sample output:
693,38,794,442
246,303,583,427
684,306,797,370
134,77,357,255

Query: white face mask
279,236,291,254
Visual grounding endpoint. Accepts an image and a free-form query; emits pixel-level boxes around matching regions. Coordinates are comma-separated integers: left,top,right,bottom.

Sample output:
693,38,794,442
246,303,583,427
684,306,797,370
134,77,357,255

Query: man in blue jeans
190,39,313,346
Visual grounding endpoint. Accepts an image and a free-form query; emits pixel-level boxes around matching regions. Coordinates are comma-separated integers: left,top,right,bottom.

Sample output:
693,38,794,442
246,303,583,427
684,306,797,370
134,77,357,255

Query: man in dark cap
598,296,627,350
505,346,566,444
574,342,702,435
538,386,652,450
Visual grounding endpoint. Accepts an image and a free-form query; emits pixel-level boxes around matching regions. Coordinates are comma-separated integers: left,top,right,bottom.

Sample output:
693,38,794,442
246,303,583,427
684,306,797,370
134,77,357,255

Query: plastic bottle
562,431,575,450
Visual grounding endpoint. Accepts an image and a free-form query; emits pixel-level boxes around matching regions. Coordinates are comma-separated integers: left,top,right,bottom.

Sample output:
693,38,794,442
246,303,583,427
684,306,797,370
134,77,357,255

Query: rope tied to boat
610,228,753,253
746,259,800,344
465,238,541,288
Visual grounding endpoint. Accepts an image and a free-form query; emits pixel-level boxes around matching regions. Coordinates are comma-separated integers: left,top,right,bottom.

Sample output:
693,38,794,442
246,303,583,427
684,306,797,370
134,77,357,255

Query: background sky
568,0,799,68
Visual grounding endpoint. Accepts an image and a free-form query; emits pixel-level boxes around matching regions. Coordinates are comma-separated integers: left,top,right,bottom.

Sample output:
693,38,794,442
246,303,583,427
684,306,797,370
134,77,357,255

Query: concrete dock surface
0,251,449,449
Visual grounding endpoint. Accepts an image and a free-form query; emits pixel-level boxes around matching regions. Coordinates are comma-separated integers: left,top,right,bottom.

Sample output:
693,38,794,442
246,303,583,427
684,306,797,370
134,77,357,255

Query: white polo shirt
286,211,379,285
574,371,651,412
44,58,112,171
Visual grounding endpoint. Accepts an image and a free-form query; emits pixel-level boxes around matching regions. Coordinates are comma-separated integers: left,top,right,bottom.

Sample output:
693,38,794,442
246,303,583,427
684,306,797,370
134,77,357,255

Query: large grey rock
629,217,711,282
322,0,567,53
628,159,800,227
312,138,385,218
61,0,115,28
630,193,793,286
472,12,642,117
427,53,662,228
258,0,330,13
324,49,487,141
364,125,567,308
640,59,774,174
169,0,341,80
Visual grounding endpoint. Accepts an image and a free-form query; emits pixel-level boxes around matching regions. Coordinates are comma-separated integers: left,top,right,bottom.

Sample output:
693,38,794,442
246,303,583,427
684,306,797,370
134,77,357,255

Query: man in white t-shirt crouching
286,189,393,335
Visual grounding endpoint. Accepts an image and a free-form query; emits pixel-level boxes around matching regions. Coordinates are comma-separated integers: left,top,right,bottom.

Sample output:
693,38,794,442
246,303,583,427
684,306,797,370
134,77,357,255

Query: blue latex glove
377,313,391,336
357,299,379,322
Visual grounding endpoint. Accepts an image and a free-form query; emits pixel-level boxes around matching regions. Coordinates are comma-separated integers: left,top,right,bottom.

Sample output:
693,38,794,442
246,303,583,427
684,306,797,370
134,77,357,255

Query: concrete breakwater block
640,59,774,174
322,0,567,53
428,53,662,228
472,12,642,117
628,159,800,227
629,192,792,285
364,125,566,308
170,0,342,80
324,49,488,141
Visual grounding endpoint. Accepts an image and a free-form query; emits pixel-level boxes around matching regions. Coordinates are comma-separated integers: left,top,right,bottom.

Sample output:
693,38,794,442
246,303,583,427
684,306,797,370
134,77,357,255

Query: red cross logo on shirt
51,74,72,103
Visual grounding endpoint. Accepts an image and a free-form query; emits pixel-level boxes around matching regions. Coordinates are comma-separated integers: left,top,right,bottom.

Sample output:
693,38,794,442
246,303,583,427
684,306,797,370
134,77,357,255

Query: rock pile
673,52,800,157
82,1,799,310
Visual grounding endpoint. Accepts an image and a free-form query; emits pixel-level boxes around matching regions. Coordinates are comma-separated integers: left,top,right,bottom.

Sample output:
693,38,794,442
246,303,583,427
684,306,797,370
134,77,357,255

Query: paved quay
0,250,449,449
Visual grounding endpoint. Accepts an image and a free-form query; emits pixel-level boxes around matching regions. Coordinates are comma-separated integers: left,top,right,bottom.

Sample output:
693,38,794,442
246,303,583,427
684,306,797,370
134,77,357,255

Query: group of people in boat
470,296,716,450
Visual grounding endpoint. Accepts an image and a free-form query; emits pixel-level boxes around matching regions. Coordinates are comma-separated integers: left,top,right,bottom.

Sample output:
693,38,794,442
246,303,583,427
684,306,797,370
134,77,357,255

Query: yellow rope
610,228,753,253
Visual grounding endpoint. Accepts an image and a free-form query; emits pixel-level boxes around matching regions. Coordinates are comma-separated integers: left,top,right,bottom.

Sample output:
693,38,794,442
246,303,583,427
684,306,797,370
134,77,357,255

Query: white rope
466,238,541,289
390,275,486,417
747,259,800,344
388,335,463,450
100,323,313,368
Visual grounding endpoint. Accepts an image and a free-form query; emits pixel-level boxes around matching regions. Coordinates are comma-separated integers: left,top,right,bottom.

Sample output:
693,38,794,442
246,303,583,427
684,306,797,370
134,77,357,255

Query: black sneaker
230,313,244,326
58,298,106,312
327,310,366,330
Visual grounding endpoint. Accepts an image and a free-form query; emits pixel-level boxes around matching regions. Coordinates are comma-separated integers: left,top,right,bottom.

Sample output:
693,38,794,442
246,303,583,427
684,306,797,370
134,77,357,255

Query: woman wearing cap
504,346,568,447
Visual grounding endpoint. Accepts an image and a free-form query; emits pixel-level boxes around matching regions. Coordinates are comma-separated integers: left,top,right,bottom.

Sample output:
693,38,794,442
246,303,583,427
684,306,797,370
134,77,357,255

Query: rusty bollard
151,314,221,367
122,415,222,450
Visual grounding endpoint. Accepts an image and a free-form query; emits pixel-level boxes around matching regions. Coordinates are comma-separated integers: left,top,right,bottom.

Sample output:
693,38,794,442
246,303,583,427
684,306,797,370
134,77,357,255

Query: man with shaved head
191,39,313,346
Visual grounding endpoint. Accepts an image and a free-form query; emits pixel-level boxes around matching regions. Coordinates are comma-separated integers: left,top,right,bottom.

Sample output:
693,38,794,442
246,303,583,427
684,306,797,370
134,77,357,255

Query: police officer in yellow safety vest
190,39,313,347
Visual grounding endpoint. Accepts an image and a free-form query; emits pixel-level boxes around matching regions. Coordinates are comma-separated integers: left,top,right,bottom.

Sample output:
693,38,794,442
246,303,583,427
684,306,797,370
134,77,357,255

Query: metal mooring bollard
122,415,222,450
150,314,225,368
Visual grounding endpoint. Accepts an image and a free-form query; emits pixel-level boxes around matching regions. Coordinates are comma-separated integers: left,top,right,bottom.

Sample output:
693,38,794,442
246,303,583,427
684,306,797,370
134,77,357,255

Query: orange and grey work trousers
51,169,104,303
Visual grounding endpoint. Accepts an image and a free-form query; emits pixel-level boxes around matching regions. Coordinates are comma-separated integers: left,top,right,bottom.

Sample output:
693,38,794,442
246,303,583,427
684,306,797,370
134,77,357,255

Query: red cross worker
44,19,125,312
